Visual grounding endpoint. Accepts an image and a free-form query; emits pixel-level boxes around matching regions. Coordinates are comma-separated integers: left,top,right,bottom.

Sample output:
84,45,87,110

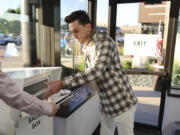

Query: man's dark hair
65,10,91,25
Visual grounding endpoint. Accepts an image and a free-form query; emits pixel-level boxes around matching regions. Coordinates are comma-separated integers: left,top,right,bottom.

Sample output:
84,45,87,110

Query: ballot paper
50,89,71,104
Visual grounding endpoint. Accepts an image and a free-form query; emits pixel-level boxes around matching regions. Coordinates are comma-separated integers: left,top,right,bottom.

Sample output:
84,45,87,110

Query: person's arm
43,37,114,99
0,70,58,116
62,37,114,88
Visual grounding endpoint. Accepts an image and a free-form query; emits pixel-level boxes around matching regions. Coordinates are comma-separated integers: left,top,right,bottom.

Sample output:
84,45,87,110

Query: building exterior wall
138,2,168,23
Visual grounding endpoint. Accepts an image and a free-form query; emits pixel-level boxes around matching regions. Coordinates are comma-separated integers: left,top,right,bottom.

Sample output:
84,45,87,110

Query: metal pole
21,0,37,67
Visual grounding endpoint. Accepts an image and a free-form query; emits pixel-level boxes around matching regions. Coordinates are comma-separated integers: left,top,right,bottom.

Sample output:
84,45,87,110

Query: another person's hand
43,80,62,100
48,102,59,117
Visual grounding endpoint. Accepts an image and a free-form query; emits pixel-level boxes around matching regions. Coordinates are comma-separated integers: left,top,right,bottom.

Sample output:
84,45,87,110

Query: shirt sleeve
62,38,113,88
0,69,52,116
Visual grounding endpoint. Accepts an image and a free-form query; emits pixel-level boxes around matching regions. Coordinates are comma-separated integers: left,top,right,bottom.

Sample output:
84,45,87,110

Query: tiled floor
133,88,161,126
92,88,162,135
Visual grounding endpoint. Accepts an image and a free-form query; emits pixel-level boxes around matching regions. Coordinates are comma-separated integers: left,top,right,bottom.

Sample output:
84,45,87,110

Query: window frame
106,0,178,78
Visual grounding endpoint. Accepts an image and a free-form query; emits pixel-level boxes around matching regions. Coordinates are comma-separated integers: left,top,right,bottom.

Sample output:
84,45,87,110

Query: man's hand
43,80,62,100
48,102,59,117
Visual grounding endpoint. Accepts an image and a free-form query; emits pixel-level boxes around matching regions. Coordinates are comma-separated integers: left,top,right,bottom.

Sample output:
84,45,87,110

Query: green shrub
144,59,154,70
74,58,85,71
121,60,132,69
118,47,124,55
172,61,180,86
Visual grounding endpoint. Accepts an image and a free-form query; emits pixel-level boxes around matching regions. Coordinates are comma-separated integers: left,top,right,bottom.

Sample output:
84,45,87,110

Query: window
0,0,22,68
96,0,108,34
171,9,180,89
116,2,170,76
60,0,87,76
115,1,171,127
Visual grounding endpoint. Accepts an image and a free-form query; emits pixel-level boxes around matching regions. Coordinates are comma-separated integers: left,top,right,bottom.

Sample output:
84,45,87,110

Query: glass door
0,0,22,68
60,0,88,77
115,0,171,130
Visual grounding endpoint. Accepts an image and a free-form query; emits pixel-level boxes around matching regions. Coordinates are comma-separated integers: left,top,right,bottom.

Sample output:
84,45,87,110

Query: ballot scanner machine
0,67,100,135
0,67,62,135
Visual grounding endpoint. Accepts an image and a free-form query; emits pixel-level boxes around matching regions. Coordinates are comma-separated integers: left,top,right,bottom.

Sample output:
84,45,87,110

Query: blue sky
61,0,87,18
0,0,139,26
117,3,140,26
97,0,139,26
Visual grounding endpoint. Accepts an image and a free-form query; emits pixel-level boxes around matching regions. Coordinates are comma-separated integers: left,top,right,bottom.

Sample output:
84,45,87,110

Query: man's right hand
43,80,63,100
48,102,59,117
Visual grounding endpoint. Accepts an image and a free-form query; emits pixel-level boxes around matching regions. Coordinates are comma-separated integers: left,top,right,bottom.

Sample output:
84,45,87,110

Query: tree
7,7,20,14
7,9,16,14
0,19,20,35
15,8,20,14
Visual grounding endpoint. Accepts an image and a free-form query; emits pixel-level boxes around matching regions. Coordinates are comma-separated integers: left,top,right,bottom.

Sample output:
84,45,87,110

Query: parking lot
0,46,23,68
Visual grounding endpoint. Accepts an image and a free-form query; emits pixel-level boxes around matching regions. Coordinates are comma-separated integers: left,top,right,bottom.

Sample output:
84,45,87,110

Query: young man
43,10,138,135
0,69,58,116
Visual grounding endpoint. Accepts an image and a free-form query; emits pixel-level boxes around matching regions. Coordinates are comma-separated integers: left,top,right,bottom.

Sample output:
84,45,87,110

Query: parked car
115,36,124,43
0,34,8,39
0,37,7,46
0,34,8,46
4,35,14,44
0,35,22,46
14,35,22,46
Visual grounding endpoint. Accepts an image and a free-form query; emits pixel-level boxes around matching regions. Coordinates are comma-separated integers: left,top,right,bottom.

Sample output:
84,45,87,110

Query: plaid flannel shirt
62,33,138,117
